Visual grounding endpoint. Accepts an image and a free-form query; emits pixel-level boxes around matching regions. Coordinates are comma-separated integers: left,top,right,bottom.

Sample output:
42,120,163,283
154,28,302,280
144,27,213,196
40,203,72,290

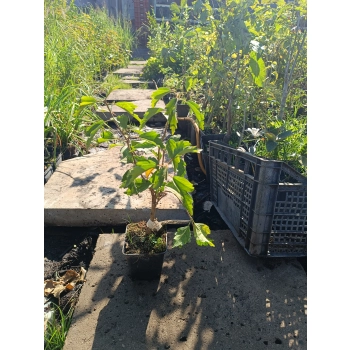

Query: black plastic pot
44,164,54,184
200,132,225,175
44,152,63,184
122,227,167,281
176,104,190,117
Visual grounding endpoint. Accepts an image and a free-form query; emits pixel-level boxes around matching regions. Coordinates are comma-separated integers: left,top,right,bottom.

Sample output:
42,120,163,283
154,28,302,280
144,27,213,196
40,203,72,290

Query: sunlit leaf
193,223,214,247
151,87,171,107
139,130,165,149
173,225,191,247
185,101,204,130
80,96,97,107
140,108,164,129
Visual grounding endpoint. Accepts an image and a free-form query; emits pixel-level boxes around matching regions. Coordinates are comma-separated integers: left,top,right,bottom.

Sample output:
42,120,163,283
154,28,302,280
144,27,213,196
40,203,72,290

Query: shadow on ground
64,230,307,350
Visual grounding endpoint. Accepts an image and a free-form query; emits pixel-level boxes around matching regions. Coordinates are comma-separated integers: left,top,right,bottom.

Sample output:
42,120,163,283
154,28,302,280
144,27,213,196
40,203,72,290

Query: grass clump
44,0,135,156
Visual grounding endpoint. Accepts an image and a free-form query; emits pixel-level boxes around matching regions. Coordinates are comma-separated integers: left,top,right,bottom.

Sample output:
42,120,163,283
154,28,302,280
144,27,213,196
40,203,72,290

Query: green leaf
193,0,203,15
264,132,277,141
170,2,180,14
166,98,177,134
184,28,196,38
136,159,158,171
173,176,194,215
173,176,194,192
165,98,177,116
139,130,165,149
173,225,191,248
193,223,215,247
115,115,129,130
266,140,278,152
115,102,141,123
115,101,137,114
165,183,183,204
85,121,104,136
125,178,151,195
80,96,97,107
121,145,133,163
185,101,204,130
249,56,260,77
150,167,167,190
97,130,116,143
277,130,294,141
131,140,157,150
85,120,104,149
185,77,193,92
166,138,199,161
249,51,266,87
101,130,114,139
140,108,164,129
121,167,145,187
151,87,171,107
176,159,187,177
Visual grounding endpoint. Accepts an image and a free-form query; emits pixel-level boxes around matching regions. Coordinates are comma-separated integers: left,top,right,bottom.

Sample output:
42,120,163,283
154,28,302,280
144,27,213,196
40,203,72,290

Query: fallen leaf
52,285,66,298
66,283,75,291
61,270,79,284
79,267,87,282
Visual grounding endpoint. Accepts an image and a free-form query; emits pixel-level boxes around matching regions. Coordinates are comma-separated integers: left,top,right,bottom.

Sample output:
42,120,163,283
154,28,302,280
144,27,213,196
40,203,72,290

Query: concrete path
63,230,307,350
113,67,144,76
106,89,156,102
44,146,188,227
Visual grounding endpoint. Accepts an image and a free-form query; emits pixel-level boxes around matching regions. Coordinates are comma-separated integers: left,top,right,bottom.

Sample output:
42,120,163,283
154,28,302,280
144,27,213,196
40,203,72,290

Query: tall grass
44,0,135,154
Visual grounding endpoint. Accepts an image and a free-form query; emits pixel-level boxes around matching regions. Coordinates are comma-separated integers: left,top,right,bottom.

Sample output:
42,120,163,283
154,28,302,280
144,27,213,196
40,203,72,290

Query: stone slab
63,231,307,350
121,80,155,87
113,67,143,76
96,99,166,122
129,60,147,65
127,65,146,69
106,89,156,102
44,147,188,226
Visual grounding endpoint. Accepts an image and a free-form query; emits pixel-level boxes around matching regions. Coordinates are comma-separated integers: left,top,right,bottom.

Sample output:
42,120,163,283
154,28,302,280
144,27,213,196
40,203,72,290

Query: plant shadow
67,230,307,350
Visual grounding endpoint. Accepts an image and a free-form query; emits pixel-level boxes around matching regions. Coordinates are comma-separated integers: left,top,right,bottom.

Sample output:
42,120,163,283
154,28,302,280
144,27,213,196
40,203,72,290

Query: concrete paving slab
113,67,143,76
96,99,166,122
120,75,145,80
121,80,155,87
63,230,307,350
127,65,146,69
130,60,147,65
106,89,156,102
44,147,188,226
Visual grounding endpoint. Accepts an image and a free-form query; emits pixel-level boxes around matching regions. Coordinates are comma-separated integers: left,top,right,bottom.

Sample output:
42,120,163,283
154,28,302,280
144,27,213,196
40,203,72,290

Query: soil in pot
123,221,167,280
123,221,167,255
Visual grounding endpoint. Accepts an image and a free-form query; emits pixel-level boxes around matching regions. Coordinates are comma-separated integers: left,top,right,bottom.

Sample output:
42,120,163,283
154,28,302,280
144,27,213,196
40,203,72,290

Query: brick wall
133,0,151,47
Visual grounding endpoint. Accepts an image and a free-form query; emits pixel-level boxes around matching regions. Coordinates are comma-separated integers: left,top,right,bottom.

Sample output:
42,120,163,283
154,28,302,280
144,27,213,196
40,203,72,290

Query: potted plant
80,87,215,280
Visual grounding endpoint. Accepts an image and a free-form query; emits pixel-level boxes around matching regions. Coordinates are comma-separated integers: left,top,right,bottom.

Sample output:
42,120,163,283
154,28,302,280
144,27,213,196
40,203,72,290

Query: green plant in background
144,0,306,173
44,0,135,159
240,114,307,175
80,87,214,248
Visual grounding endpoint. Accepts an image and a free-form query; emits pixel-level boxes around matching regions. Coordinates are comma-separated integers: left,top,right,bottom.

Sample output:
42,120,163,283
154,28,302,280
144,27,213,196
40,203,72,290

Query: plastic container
122,226,167,280
208,141,307,257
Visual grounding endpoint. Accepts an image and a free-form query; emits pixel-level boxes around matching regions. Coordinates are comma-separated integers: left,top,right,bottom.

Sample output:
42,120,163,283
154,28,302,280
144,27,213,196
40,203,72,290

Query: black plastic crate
208,141,307,257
